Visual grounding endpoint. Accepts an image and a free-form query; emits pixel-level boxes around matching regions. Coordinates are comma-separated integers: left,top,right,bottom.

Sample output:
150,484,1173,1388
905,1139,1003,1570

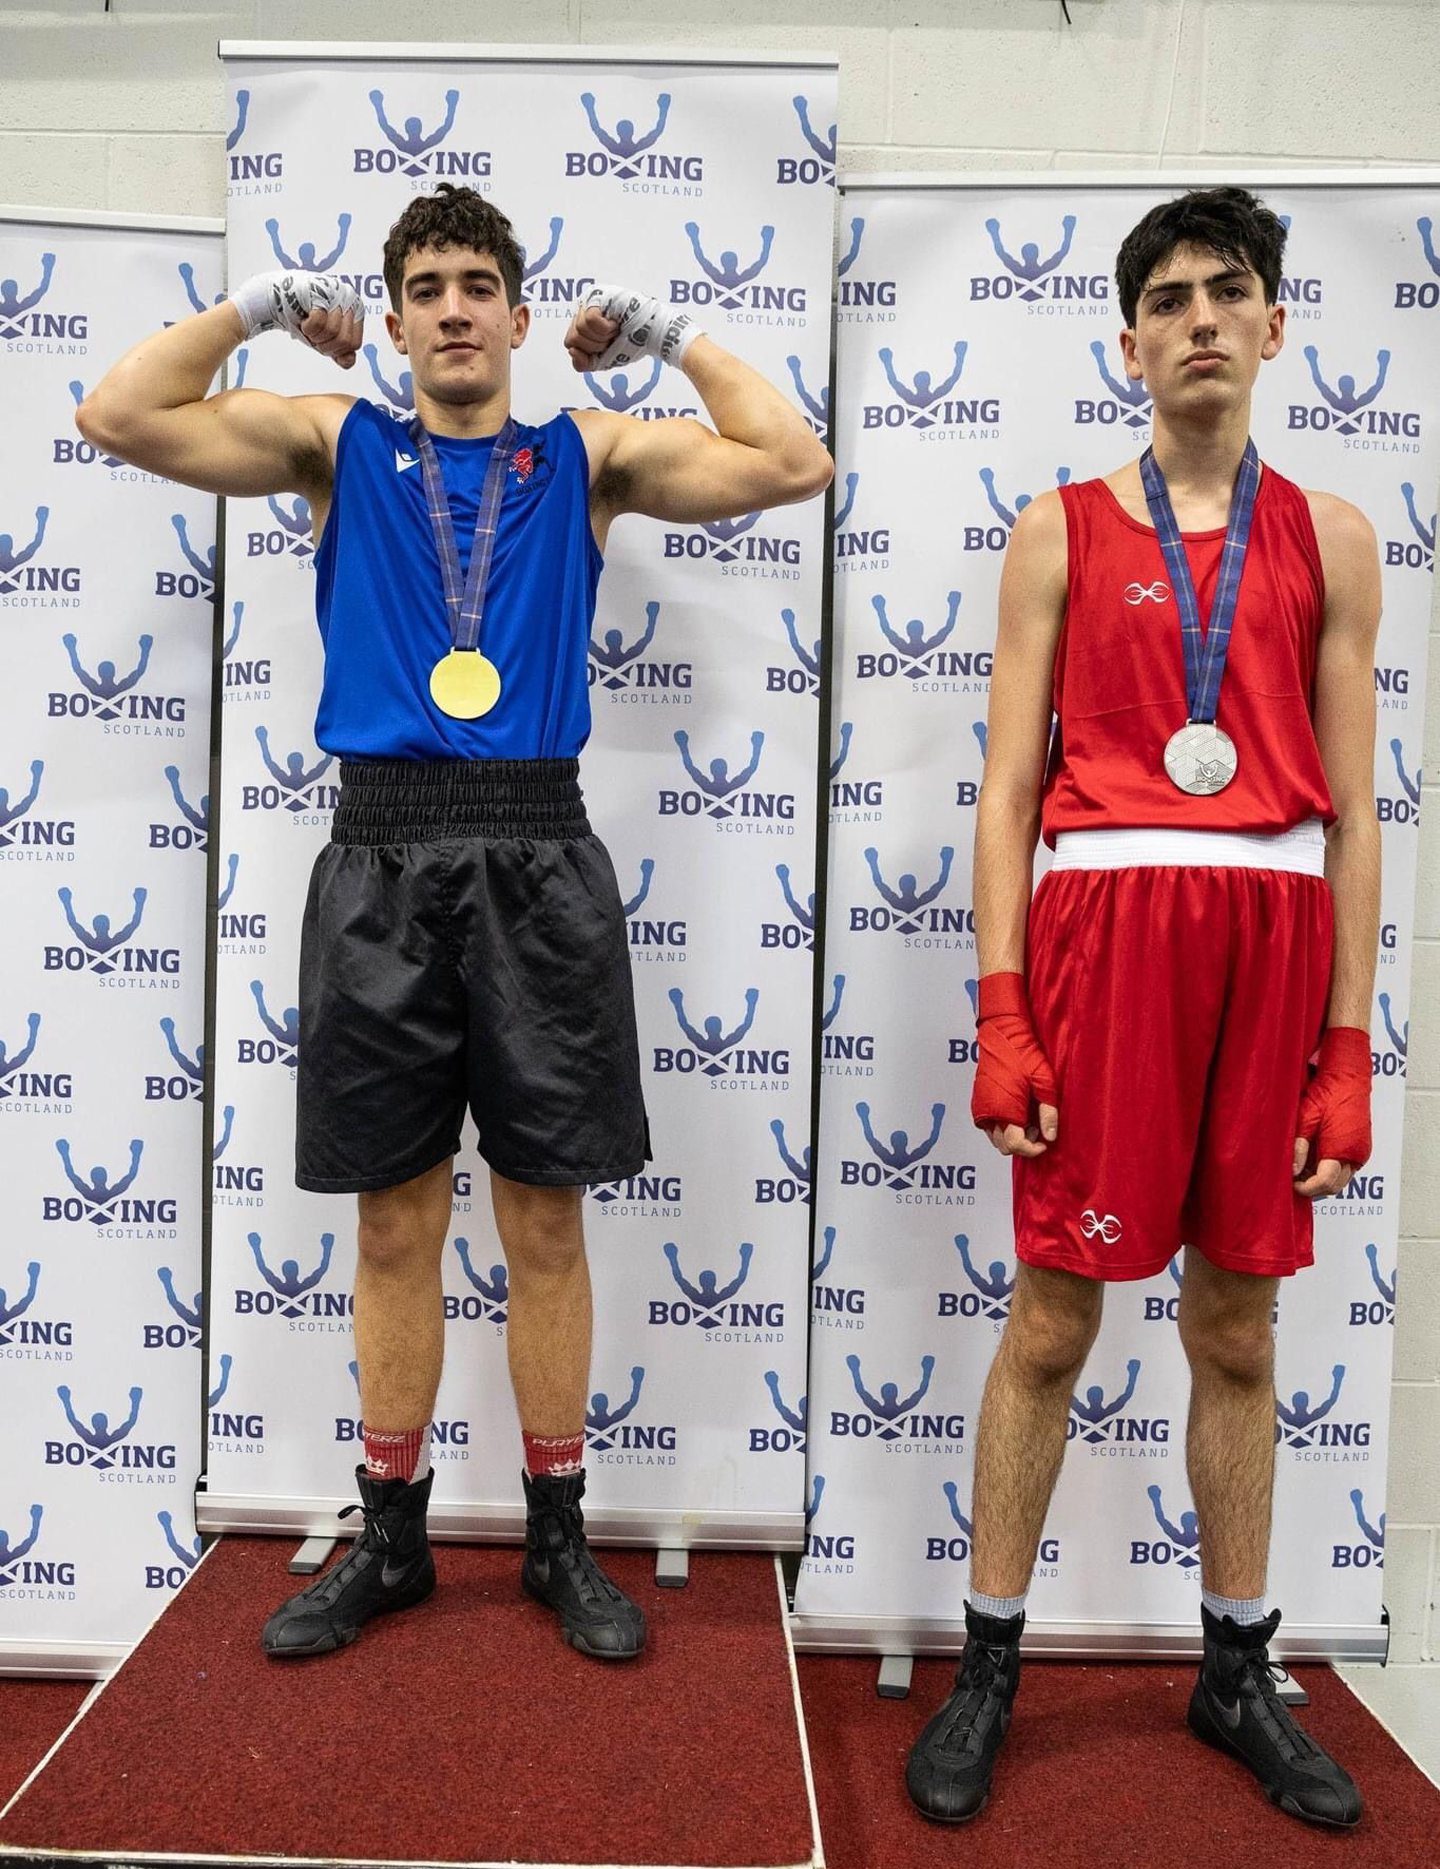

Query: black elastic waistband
332,758,590,844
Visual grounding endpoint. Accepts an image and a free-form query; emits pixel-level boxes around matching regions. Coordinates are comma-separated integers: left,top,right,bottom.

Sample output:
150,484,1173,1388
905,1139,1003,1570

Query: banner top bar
840,168,1440,193
219,40,838,70
0,203,224,236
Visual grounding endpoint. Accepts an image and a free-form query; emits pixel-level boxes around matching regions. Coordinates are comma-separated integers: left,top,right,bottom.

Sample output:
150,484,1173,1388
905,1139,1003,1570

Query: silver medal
1164,720,1239,796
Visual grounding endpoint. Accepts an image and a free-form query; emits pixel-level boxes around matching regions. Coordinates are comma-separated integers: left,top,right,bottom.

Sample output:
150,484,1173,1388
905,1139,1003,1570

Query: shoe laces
932,1639,1011,1756
1229,1643,1324,1767
338,1496,403,1554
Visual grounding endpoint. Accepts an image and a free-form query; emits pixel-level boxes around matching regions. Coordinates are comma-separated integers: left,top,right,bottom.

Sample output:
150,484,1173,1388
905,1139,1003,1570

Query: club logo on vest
148,767,208,853
1130,1483,1200,1572
1289,347,1421,451
761,863,815,953
49,631,186,735
971,214,1107,313
749,1371,806,1451
857,592,992,692
226,88,284,196
828,726,885,827
1333,1489,1385,1569
778,95,835,186
938,1233,1014,1327
840,1101,976,1205
0,762,75,862
44,887,180,987
0,1506,76,1599
46,1384,177,1480
242,729,337,821
43,1137,176,1236
811,1226,866,1332
832,1353,963,1452
145,1018,204,1104
1075,340,1152,431
670,222,806,324
147,1509,203,1591
2,507,80,606
756,1116,811,1206
801,1474,857,1574
1393,214,1440,309
836,218,898,325
356,88,491,189
1348,1244,1396,1328
143,1265,201,1352
235,1232,343,1326
863,344,1001,437
566,91,703,194
1275,1363,1370,1460
239,980,298,1070
658,729,796,833
654,986,790,1089
246,493,315,566
0,1261,73,1359
589,600,693,703
584,1366,678,1464
650,1239,784,1341
519,216,596,320
212,1103,265,1209
1067,1359,1171,1455
445,1238,508,1330
850,845,975,949
1,253,87,352
820,972,877,1079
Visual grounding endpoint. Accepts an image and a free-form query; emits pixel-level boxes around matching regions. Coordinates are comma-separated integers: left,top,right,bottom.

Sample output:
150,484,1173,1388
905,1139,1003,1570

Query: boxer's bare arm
76,300,356,505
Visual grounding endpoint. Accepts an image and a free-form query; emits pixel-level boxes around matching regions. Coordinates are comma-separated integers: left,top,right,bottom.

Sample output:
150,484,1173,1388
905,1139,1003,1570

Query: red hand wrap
970,972,1059,1132
1296,1027,1373,1171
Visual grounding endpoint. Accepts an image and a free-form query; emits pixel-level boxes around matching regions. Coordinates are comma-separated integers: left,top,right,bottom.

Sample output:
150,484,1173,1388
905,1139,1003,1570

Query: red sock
362,1421,430,1484
523,1430,584,1478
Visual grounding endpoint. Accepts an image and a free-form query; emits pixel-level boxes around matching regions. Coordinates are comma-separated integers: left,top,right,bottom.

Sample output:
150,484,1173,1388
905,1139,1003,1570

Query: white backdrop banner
792,177,1435,1657
203,46,837,1542
0,207,221,1674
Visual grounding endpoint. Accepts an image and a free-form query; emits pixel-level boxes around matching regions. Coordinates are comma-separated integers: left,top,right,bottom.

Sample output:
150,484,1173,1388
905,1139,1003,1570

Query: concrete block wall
3,0,1437,1671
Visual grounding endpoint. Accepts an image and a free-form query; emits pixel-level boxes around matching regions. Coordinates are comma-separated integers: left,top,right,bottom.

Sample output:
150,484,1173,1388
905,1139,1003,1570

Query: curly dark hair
1115,186,1288,328
381,184,525,311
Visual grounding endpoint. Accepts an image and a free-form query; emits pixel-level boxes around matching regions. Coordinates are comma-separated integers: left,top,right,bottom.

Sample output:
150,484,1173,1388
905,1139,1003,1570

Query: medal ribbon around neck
409,412,517,719
1139,436,1260,731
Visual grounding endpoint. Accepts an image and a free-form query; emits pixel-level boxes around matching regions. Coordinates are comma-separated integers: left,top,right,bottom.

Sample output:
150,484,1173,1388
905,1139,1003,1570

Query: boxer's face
385,244,529,405
1119,240,1284,420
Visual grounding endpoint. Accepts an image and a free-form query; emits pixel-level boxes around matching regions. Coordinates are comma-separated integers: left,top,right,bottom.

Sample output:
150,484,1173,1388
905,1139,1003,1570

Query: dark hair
1115,186,1287,327
382,184,525,311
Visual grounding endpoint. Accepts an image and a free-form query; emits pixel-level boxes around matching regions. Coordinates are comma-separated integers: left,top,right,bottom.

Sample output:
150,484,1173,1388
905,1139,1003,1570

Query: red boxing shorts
1014,822,1334,1282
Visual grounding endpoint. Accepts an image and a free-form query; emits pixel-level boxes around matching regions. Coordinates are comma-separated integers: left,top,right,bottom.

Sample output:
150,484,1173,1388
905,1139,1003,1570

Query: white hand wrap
228,270,364,343
578,284,701,370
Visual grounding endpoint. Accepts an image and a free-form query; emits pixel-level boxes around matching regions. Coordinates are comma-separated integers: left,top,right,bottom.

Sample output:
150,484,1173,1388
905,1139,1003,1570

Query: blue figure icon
363,343,414,414
0,1505,43,1578
770,1117,811,1188
863,845,955,925
764,1370,807,1434
208,1353,233,1410
1379,990,1409,1059
223,601,245,661
583,357,664,412
1148,1484,1201,1567
621,858,655,918
1275,1365,1345,1441
177,263,224,316
792,95,836,167
226,88,249,150
266,493,313,550
453,1237,509,1322
369,88,460,173
837,217,864,277
217,854,240,912
246,1230,335,1317
812,1225,837,1281
775,863,815,938
805,1473,825,1523
265,213,353,272
1388,742,1420,811
0,1261,41,1332
846,1352,935,1441
1167,1253,1184,1290
668,986,759,1076
979,465,1071,529
158,1509,202,1571
159,1017,204,1094
872,590,962,668
0,761,44,842
941,1480,973,1538
522,216,564,280
0,1014,41,1096
663,1240,753,1322
68,383,121,464
57,1384,143,1467
212,1103,235,1162
822,975,845,1032
163,766,209,839
780,609,821,690
856,1101,946,1186
157,1268,202,1338
1089,340,1152,424
249,981,300,1061
232,347,250,389
684,222,774,302
581,91,671,169
785,355,829,432
1364,1243,1396,1310
586,1367,646,1448
55,1138,143,1220
963,977,979,1019
171,513,216,585
589,600,660,689
984,214,1076,296
701,510,762,551
1419,215,1440,278
674,728,764,816
973,720,988,761
61,632,153,714
878,344,967,428
1350,1488,1385,1550
0,253,55,333
829,723,853,782
0,508,50,584
1070,1359,1141,1442
833,472,859,533
1400,482,1436,561
254,727,333,807
954,1234,1014,1316
58,885,148,972
1303,346,1390,429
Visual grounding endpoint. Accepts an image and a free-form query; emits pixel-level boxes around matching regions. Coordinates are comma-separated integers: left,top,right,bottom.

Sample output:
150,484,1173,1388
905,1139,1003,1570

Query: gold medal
429,649,502,720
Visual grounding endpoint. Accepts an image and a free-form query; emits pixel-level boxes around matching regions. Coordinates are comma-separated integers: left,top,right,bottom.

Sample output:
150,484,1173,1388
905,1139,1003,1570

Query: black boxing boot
520,1469,647,1660
261,1464,435,1658
906,1602,1024,1823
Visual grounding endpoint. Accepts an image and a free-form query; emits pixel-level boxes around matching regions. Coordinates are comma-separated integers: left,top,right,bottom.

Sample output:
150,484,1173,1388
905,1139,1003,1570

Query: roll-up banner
203,45,838,1545
793,174,1438,1660
1,206,221,1675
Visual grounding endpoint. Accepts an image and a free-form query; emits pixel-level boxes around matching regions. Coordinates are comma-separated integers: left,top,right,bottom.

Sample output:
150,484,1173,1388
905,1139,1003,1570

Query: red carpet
0,1539,815,1866
797,1652,1437,1869
0,1678,89,1807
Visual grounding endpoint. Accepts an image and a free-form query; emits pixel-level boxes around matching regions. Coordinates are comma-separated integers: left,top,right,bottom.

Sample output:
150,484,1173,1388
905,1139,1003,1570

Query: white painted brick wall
1,0,1437,1678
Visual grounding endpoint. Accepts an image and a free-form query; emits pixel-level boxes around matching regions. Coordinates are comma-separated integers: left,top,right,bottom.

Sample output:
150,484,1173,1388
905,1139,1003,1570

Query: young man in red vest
907,187,1378,1829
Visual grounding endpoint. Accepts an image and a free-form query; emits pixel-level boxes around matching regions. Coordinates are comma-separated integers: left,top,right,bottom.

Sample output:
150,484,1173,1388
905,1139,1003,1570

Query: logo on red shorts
1080,1209,1123,1244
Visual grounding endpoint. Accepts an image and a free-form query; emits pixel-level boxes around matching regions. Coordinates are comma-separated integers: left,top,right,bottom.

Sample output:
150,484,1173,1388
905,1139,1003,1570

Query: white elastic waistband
1051,818,1327,876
